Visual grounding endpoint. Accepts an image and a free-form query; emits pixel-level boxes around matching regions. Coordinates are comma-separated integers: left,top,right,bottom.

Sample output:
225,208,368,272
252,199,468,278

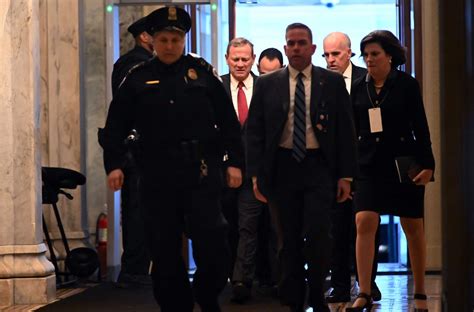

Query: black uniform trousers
329,200,380,293
221,187,239,280
142,175,230,312
270,148,333,310
120,162,150,276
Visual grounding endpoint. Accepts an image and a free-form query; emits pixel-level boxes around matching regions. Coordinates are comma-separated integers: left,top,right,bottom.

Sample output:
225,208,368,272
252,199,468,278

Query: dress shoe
346,292,373,311
231,281,251,303
325,288,351,303
371,282,382,301
413,293,429,312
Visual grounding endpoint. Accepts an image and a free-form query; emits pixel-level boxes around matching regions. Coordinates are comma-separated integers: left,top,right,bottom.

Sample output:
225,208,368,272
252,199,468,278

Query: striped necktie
292,73,306,162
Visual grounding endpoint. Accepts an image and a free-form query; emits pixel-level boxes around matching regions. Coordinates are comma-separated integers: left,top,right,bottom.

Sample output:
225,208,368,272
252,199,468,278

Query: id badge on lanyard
368,107,383,133
366,80,387,133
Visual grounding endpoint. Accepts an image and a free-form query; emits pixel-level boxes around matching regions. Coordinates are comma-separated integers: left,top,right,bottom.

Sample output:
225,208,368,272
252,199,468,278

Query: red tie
237,81,248,126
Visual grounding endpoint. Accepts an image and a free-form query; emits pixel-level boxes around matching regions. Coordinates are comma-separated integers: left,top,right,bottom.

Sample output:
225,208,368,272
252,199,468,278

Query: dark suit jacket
351,63,367,93
246,66,358,197
351,69,435,171
221,72,258,175
220,72,258,119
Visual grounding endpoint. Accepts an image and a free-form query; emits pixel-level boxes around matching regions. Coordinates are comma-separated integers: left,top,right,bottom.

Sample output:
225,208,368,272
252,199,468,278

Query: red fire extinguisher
96,212,108,280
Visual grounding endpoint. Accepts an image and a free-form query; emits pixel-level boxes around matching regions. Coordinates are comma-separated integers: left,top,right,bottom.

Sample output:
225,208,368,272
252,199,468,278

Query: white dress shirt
342,61,353,94
279,64,319,149
230,74,254,118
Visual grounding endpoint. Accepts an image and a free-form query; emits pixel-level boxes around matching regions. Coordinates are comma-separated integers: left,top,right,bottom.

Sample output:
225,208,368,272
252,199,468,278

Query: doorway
232,0,408,273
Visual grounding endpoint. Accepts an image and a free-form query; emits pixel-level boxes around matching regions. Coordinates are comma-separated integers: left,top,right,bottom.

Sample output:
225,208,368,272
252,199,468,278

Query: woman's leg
352,211,379,307
400,217,428,310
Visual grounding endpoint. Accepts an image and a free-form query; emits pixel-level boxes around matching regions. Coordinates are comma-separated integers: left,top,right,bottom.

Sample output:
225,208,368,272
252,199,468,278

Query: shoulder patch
187,53,222,83
117,59,151,91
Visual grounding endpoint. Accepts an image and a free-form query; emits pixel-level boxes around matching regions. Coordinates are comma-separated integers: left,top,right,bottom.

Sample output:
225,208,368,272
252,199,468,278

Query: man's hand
107,169,124,191
252,177,268,203
336,178,352,203
226,166,242,188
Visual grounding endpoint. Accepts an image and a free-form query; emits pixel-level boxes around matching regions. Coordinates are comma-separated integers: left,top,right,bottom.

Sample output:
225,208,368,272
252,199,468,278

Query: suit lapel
251,72,258,94
279,68,290,114
310,66,323,120
221,74,231,97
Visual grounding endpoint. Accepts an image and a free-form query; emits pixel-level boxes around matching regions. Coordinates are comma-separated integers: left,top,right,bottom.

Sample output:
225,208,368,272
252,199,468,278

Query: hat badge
168,7,177,21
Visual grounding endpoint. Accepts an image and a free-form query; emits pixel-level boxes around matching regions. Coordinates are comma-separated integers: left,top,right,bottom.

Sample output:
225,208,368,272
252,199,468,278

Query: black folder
394,156,434,184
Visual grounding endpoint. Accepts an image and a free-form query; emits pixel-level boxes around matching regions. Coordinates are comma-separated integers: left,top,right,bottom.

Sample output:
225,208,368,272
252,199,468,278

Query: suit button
358,136,362,141
400,137,405,142
170,100,174,104
375,137,380,142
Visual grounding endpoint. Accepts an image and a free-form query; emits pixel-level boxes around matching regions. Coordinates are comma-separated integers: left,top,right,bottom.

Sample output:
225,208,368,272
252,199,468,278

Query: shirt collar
342,61,353,79
230,73,254,90
288,64,312,79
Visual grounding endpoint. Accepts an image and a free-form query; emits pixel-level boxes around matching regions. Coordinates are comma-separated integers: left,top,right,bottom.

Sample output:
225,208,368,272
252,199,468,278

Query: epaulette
187,53,222,82
117,58,152,91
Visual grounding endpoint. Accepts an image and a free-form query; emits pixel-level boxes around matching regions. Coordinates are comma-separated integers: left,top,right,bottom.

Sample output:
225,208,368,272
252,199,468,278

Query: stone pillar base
0,275,56,306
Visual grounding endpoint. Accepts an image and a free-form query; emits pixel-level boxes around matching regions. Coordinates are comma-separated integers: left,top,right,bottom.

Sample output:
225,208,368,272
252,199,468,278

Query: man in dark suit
255,47,284,294
221,37,260,303
257,47,284,75
322,32,381,304
246,23,358,312
110,16,154,288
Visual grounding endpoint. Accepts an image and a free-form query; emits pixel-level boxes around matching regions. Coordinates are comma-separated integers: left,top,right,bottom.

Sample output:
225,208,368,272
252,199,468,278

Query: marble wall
0,0,56,306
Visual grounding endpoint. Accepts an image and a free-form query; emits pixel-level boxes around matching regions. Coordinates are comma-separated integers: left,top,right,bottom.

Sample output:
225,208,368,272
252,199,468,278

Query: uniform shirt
279,64,319,149
111,45,153,97
101,54,243,179
229,74,253,118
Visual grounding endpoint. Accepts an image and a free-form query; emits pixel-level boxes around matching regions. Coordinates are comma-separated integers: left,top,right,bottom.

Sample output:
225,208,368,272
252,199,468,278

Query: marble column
82,0,109,266
421,1,442,270
0,0,56,306
39,0,90,260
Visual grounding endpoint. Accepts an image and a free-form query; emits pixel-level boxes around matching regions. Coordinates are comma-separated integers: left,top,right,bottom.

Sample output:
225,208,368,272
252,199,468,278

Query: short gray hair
226,37,254,55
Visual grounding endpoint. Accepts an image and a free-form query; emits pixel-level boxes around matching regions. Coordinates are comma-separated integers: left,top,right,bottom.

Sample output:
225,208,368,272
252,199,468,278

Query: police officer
110,16,154,289
111,16,154,96
100,6,243,312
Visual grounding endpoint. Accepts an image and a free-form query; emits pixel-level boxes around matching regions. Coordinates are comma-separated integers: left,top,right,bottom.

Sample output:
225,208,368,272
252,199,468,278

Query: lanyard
366,79,391,108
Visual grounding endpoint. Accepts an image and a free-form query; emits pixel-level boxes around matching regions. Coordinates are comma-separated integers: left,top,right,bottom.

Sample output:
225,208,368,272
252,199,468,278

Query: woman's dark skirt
353,162,425,218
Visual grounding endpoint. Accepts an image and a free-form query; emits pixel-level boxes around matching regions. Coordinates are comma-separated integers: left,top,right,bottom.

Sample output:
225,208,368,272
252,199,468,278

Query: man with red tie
221,37,260,303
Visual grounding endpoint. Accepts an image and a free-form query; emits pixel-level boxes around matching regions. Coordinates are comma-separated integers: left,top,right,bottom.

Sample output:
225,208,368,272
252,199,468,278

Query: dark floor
26,274,441,312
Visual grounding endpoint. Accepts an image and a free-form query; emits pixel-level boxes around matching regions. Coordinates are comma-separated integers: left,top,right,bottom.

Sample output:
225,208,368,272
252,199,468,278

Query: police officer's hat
127,16,148,38
146,6,192,35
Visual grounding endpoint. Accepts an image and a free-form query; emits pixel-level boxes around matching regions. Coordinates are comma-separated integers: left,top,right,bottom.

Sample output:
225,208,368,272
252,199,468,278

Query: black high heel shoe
414,293,428,312
346,292,373,311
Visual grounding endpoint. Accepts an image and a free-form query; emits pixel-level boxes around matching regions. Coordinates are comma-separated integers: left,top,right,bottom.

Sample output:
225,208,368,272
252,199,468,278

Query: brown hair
360,30,406,68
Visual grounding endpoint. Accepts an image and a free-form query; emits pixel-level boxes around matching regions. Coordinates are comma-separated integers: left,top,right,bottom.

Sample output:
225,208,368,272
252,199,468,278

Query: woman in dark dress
347,30,435,312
